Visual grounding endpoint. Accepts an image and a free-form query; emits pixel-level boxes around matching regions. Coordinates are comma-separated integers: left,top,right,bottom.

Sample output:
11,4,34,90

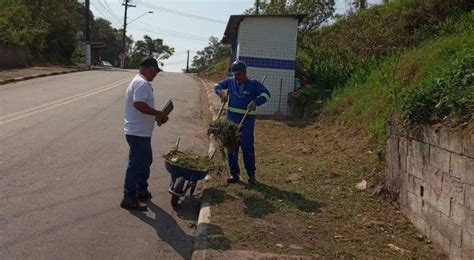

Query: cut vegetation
164,150,209,171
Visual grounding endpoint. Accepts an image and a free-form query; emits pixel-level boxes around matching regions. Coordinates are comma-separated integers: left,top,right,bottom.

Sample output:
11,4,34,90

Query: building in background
222,14,305,116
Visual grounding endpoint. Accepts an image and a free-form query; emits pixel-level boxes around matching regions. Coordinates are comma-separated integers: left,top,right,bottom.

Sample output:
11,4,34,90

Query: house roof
221,14,307,44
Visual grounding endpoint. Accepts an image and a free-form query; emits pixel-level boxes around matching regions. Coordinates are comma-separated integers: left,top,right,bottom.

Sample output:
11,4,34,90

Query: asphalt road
0,70,210,259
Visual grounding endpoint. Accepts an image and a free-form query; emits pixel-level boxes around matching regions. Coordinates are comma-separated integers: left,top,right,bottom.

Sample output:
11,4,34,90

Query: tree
190,36,230,73
0,3,48,59
92,18,124,64
0,0,89,64
134,35,174,60
245,0,336,34
127,35,174,68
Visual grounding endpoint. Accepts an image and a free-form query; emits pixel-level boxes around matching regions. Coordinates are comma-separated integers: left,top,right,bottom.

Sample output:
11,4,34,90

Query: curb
192,75,220,260
0,67,92,85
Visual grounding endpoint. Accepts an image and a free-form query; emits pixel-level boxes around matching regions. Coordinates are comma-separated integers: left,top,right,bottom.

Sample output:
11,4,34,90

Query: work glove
247,100,257,111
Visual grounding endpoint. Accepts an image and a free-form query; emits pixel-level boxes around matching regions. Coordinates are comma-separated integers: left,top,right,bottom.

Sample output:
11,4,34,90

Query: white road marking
0,77,131,126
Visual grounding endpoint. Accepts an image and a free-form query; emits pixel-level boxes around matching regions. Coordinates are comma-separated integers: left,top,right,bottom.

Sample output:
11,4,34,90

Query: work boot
137,190,152,202
248,177,257,185
227,175,241,184
120,197,148,211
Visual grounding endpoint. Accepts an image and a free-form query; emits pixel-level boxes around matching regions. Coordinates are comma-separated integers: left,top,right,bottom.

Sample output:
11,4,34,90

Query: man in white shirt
121,57,169,211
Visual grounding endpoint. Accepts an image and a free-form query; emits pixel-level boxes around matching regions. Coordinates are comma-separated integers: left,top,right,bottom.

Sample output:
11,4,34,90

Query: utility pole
121,0,135,68
255,0,260,15
85,0,91,67
186,50,190,73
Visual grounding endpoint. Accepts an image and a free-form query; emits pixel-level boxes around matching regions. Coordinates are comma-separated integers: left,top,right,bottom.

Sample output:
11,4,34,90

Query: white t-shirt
124,74,155,137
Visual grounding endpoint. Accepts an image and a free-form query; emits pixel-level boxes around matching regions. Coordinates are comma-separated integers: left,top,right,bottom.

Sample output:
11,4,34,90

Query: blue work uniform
214,77,271,179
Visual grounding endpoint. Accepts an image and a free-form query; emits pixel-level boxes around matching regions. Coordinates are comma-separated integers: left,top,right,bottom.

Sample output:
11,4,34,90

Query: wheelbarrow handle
174,137,181,151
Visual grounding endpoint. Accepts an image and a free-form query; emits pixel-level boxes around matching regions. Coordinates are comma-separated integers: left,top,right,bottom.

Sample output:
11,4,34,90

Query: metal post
186,50,190,73
121,0,135,68
85,0,91,66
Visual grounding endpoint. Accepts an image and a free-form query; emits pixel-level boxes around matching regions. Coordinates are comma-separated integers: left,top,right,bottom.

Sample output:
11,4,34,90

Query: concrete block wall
386,121,474,259
236,17,298,115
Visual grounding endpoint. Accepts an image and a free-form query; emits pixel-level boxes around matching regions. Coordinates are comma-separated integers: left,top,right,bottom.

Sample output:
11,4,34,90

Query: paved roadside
0,70,209,259
0,65,92,85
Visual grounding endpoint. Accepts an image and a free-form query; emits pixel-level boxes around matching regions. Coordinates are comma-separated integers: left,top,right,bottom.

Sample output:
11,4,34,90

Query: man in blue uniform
214,60,271,185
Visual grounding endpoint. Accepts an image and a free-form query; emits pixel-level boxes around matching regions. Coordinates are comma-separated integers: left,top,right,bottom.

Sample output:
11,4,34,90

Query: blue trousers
226,112,256,178
124,135,153,198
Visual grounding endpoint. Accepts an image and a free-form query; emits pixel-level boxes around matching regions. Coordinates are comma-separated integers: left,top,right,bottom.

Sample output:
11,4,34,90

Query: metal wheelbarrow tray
164,138,210,207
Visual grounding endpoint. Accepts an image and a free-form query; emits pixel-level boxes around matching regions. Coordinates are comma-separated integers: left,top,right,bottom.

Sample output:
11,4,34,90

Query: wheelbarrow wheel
171,177,185,207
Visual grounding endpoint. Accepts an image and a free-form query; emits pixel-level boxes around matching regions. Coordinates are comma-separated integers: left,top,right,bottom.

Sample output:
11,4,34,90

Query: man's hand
247,100,257,111
155,111,169,126
218,91,228,103
156,115,169,126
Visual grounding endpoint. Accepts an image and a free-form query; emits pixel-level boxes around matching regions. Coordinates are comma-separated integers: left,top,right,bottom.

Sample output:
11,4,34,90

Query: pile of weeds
164,150,209,171
208,119,240,150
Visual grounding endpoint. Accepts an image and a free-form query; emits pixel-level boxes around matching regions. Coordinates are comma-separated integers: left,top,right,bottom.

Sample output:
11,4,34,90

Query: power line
90,2,111,20
135,21,210,41
139,2,226,24
99,0,121,21
130,27,209,42
96,0,120,22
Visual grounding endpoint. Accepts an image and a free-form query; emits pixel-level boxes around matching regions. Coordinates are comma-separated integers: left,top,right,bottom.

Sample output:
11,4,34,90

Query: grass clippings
208,119,240,150
164,150,209,171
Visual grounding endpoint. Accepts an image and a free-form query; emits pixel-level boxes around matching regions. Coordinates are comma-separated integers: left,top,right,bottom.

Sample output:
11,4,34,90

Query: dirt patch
206,119,445,258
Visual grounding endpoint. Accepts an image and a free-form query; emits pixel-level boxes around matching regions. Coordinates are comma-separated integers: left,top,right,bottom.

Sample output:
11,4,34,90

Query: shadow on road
173,196,201,221
130,201,193,260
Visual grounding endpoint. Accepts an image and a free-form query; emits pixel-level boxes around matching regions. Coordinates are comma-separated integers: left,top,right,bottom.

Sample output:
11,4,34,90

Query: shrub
402,54,474,125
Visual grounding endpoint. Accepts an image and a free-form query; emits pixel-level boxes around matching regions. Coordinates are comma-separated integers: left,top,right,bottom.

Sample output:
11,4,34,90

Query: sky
90,0,383,72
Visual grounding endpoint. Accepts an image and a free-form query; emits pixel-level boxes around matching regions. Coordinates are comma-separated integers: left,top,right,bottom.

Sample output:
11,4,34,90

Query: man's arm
214,78,229,101
132,82,168,124
247,82,270,111
133,102,166,117
134,102,168,125
255,81,271,106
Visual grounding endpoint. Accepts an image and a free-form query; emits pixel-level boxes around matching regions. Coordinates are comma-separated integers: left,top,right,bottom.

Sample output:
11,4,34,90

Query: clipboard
162,99,174,116
156,99,174,126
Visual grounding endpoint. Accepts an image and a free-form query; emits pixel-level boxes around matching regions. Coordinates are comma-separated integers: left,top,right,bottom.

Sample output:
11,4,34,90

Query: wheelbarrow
165,137,216,207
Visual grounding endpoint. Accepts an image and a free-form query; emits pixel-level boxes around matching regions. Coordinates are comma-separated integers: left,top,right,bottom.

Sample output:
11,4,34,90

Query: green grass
298,0,471,96
323,11,474,151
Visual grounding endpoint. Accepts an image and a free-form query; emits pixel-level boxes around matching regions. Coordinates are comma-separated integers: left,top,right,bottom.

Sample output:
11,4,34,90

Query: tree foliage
245,0,336,33
0,0,166,67
92,18,121,64
127,35,175,69
190,37,230,73
0,0,85,64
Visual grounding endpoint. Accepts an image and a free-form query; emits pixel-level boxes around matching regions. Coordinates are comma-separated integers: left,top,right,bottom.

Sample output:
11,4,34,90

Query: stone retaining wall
385,120,473,259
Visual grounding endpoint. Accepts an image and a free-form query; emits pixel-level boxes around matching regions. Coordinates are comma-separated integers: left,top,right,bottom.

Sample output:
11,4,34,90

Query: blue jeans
226,112,256,179
124,135,153,198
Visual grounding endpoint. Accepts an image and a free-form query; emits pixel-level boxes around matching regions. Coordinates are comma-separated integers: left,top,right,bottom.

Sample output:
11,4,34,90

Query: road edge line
192,75,219,260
